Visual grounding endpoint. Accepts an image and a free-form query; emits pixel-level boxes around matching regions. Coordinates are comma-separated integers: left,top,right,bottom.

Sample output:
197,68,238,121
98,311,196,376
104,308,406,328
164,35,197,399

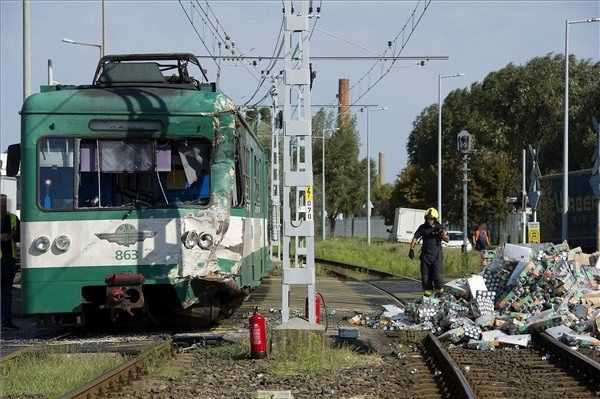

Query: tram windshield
38,137,211,210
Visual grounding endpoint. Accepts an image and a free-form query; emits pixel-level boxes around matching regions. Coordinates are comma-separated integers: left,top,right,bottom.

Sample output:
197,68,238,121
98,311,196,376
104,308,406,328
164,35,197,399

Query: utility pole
366,108,371,245
457,130,472,252
280,1,316,324
528,146,541,224
462,154,469,250
23,0,31,99
362,106,386,246
522,149,527,243
101,0,106,56
269,82,282,260
322,129,326,241
378,152,384,186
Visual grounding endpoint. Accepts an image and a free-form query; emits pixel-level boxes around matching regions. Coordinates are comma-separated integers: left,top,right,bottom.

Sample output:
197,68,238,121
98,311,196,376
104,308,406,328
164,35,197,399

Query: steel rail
316,257,422,306
423,333,477,399
315,257,420,282
59,339,173,399
535,332,600,385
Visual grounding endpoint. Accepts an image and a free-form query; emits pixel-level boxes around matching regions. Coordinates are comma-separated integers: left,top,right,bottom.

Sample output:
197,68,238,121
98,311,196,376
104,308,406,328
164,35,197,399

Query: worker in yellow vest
1,194,20,330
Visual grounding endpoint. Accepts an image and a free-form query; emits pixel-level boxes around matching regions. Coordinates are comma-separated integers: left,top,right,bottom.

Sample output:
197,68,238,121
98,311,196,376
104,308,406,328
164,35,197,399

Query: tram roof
21,85,235,116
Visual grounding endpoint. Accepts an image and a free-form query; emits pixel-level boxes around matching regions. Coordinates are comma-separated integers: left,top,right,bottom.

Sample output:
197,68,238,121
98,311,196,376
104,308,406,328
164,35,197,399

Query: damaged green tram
20,54,271,324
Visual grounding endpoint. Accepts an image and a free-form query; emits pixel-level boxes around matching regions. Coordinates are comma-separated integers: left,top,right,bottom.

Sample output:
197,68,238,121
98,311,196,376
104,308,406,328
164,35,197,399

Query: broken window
232,136,245,208
37,137,212,210
77,138,211,209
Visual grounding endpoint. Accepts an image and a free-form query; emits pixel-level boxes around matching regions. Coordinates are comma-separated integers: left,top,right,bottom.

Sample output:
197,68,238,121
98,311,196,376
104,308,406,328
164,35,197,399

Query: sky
1,0,599,183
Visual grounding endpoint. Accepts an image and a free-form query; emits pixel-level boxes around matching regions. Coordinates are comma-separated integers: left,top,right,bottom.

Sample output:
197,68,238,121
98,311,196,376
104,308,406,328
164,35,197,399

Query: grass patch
151,361,185,379
316,238,481,279
0,351,125,398
269,341,381,376
199,341,250,360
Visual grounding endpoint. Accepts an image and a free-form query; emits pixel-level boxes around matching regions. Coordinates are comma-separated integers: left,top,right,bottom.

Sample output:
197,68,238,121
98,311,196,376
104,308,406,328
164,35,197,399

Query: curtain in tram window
176,141,209,185
100,140,153,172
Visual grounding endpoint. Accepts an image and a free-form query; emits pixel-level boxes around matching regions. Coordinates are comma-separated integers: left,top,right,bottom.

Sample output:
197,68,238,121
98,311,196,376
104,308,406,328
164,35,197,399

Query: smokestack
378,152,384,186
338,78,350,128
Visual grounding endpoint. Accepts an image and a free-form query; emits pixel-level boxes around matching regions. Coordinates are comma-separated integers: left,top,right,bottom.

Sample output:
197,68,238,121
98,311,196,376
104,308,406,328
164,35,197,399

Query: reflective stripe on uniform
0,214,18,258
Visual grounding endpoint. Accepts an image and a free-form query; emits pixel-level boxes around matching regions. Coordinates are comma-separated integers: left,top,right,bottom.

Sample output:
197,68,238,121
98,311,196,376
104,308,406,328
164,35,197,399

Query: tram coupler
105,273,145,319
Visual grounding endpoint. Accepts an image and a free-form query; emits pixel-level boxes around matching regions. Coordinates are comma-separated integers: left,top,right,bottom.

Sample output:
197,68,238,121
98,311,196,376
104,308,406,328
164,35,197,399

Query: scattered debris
352,242,600,351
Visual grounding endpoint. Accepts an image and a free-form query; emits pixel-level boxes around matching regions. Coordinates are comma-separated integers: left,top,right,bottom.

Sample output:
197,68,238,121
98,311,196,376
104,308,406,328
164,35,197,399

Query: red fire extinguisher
305,293,324,325
249,308,267,358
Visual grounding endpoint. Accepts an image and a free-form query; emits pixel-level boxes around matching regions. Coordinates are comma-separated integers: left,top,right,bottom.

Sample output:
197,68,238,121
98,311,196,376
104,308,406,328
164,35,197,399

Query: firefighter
408,208,448,296
1,194,19,330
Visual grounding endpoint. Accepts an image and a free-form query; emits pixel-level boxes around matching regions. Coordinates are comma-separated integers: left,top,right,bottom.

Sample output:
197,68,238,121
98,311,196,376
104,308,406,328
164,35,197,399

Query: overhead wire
324,0,431,107
351,0,432,104
313,27,376,55
195,1,261,81
178,0,220,70
242,15,286,107
248,0,320,108
307,0,323,40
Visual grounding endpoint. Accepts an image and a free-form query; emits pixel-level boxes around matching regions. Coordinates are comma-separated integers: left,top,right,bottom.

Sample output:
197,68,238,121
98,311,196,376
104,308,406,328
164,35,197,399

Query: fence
330,216,392,240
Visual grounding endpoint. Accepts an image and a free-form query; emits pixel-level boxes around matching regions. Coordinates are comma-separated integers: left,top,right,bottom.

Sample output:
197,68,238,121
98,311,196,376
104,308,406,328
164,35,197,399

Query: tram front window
78,139,211,208
37,137,211,210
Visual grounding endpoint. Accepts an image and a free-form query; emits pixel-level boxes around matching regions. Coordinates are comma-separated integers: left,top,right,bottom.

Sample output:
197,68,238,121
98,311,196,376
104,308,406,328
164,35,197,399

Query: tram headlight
198,233,214,250
181,231,199,249
53,235,71,252
33,236,51,252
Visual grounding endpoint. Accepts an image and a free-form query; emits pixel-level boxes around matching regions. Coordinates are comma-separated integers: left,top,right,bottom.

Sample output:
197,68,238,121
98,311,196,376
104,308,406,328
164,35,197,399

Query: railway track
316,257,422,305
447,332,600,398
317,258,600,398
59,339,172,399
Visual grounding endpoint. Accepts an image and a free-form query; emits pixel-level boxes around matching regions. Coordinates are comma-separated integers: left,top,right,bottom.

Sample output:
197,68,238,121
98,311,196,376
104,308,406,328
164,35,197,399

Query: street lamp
438,73,464,223
562,17,600,241
62,38,103,57
457,130,473,252
361,106,388,246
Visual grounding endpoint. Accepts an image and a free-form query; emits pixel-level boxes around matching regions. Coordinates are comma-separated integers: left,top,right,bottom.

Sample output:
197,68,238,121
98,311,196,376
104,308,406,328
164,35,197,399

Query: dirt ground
109,343,442,399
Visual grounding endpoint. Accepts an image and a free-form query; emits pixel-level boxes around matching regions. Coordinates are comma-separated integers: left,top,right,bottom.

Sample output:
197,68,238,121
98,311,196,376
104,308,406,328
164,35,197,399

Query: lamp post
362,106,387,246
62,38,103,57
457,130,473,252
563,17,600,241
438,73,463,223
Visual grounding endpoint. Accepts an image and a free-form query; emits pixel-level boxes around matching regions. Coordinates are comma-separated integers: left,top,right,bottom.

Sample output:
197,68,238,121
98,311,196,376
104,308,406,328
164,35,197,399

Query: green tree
395,53,600,229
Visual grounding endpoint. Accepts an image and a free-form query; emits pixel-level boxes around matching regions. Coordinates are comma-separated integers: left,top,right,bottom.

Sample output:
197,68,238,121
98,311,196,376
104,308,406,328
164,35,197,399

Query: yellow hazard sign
305,186,313,201
528,222,540,244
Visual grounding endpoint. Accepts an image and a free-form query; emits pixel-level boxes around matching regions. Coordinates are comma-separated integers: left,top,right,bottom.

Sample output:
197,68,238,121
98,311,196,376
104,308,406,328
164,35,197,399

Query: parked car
443,230,473,251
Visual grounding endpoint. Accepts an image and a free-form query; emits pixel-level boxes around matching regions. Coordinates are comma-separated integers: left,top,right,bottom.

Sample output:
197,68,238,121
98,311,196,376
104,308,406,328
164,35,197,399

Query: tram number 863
115,250,139,261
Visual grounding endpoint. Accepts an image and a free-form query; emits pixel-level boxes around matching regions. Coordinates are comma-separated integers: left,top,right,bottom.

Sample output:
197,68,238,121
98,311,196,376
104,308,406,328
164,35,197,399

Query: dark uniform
1,211,19,328
413,222,443,292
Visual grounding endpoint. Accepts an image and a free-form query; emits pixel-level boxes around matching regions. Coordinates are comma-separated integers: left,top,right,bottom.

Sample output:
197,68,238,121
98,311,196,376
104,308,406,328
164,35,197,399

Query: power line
341,0,432,105
308,0,323,40
242,14,286,107
313,27,377,55
351,0,432,104
178,0,220,70
195,55,448,61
